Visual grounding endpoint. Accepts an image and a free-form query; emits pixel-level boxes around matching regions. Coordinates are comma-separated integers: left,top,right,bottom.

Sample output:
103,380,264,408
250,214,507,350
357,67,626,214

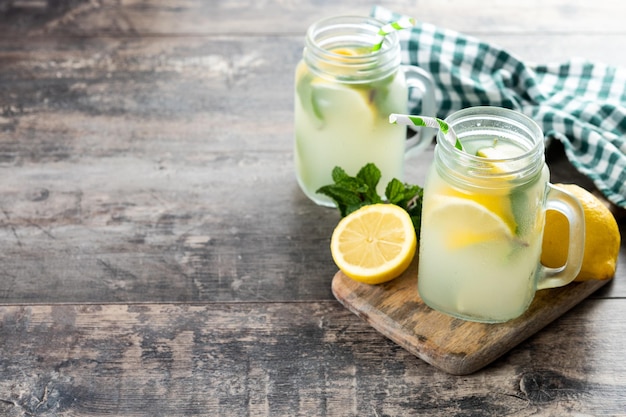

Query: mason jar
294,15,436,206
417,106,586,323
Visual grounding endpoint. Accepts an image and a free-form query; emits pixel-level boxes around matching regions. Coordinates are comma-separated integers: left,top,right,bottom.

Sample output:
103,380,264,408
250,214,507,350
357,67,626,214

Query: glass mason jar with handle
294,15,436,207
417,106,585,323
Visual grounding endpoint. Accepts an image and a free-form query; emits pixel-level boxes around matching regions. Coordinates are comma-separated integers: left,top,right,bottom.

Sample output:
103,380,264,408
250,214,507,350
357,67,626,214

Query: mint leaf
317,163,424,236
403,185,424,233
385,179,423,233
316,183,366,216
356,163,383,204
331,166,350,183
317,166,371,216
384,178,406,204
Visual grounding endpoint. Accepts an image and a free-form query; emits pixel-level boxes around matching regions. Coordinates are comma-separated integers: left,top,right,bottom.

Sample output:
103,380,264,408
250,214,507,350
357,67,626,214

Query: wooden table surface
1,1,625,415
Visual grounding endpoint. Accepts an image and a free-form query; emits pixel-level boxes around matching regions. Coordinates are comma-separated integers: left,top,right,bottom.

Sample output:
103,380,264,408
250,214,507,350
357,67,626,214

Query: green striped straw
389,113,464,151
371,17,416,52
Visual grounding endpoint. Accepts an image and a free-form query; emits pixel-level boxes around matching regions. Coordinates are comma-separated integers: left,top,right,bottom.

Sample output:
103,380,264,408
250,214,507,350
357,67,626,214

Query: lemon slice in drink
424,196,515,249
332,47,370,57
476,142,522,160
476,140,527,175
330,204,417,284
310,78,374,123
471,140,526,233
442,187,517,236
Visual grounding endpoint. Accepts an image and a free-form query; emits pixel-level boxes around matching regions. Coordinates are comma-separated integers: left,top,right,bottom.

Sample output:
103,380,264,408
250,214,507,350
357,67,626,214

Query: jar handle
402,65,437,155
536,184,586,290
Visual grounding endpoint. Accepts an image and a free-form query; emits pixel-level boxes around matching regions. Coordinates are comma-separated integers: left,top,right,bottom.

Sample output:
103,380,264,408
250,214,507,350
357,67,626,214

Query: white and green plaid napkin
372,6,626,208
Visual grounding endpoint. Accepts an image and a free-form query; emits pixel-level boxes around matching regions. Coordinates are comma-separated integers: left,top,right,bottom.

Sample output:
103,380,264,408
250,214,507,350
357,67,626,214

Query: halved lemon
330,204,417,284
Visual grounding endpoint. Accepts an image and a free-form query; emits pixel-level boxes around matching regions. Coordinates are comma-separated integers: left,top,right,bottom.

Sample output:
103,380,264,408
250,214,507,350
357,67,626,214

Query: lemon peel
541,183,620,281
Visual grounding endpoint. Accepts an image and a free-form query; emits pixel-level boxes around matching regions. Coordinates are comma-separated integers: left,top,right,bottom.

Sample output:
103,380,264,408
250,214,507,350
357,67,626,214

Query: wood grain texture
332,258,612,375
0,0,624,415
0,302,625,416
1,0,626,36
0,35,624,303
0,34,336,303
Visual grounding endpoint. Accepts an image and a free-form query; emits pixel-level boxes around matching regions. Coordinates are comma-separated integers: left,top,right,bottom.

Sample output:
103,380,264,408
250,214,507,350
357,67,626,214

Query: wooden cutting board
331,258,611,375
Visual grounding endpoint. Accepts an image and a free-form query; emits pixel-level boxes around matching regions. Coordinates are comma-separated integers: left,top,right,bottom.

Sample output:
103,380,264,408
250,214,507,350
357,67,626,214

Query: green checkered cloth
372,6,626,208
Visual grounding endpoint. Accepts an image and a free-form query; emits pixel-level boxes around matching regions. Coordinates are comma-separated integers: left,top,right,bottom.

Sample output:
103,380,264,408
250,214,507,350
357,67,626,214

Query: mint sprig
316,163,424,235
384,177,424,233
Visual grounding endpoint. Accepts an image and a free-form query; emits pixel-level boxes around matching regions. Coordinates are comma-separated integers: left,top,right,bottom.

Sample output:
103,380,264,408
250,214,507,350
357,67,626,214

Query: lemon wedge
330,204,417,284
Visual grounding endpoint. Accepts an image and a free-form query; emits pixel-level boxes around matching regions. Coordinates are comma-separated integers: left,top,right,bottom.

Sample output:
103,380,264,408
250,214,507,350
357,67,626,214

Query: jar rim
436,106,546,186
303,15,401,83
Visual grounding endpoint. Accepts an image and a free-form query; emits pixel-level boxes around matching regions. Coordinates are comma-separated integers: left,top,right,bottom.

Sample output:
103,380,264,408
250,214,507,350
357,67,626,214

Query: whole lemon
541,183,620,281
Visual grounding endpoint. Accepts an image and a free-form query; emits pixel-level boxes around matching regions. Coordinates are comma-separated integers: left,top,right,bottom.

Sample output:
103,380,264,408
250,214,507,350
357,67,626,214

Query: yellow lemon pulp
442,187,517,239
464,142,528,236
424,196,514,249
332,47,363,56
428,142,521,247
330,204,417,284
541,183,620,281
303,46,377,122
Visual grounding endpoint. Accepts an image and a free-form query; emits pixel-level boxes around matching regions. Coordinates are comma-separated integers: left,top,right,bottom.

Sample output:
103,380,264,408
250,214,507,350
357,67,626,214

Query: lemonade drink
418,135,550,322
294,16,435,207
294,52,408,206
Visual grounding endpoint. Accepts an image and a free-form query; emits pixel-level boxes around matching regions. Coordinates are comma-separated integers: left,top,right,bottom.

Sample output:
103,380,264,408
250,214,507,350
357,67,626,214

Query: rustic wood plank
1,0,626,36
0,301,624,416
0,34,333,303
0,151,343,303
1,0,626,80
1,143,623,304
0,36,297,152
0,34,624,304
